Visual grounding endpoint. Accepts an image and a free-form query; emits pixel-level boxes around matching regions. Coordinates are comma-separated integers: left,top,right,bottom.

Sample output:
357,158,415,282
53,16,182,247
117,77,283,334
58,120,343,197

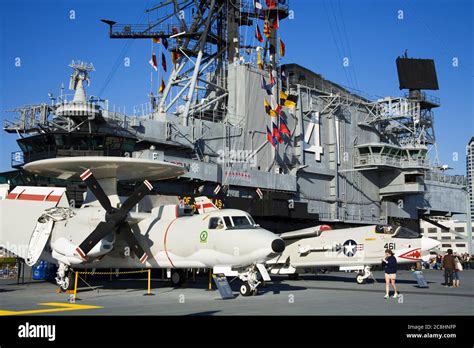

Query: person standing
382,249,398,299
452,253,463,287
435,254,442,270
442,249,455,287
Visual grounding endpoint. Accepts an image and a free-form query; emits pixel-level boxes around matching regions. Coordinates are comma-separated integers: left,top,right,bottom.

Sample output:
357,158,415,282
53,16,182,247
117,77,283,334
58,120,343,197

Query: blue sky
0,0,472,173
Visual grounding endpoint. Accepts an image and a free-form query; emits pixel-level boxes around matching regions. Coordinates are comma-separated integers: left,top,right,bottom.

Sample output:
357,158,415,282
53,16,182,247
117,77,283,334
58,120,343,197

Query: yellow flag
257,48,263,70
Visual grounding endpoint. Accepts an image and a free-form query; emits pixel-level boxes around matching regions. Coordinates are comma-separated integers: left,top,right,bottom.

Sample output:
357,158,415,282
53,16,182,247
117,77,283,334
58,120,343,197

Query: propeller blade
119,224,148,264
119,180,153,214
76,221,116,260
80,169,113,213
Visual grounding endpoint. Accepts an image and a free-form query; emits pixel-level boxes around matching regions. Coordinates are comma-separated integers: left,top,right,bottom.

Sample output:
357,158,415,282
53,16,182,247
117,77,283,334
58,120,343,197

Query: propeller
75,169,152,264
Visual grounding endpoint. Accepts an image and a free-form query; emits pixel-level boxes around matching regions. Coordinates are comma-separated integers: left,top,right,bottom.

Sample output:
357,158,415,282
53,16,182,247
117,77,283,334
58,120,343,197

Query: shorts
452,272,459,280
385,273,396,280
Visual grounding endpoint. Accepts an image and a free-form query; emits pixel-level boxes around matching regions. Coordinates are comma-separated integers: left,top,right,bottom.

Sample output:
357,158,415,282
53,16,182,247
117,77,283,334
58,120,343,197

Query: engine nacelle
51,234,115,265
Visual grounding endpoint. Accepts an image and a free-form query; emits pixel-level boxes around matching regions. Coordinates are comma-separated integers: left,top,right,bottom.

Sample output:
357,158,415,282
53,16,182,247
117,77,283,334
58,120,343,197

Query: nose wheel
239,283,258,296
56,263,74,292
238,265,261,296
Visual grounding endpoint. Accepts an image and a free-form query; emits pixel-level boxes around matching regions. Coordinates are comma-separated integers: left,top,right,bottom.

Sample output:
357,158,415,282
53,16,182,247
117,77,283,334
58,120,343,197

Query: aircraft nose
271,238,285,253
421,237,441,251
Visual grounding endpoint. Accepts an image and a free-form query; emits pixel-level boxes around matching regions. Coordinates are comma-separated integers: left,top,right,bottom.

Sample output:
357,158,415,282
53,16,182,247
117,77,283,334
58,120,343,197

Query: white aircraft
266,224,441,283
0,157,285,296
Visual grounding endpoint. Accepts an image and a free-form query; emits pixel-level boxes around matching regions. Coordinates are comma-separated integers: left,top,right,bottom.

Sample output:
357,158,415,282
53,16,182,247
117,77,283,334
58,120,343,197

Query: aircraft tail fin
194,196,219,214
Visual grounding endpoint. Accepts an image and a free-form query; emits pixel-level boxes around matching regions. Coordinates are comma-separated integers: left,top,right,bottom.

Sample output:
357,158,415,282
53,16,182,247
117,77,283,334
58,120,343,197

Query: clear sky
0,0,472,174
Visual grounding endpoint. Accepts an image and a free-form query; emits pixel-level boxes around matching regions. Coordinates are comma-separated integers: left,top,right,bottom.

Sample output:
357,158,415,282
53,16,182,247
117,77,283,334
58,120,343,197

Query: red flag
255,24,264,43
268,70,276,86
161,53,167,72
266,0,277,8
149,53,158,71
279,115,291,136
171,50,181,65
159,79,165,94
266,126,277,147
271,95,282,115
272,122,283,143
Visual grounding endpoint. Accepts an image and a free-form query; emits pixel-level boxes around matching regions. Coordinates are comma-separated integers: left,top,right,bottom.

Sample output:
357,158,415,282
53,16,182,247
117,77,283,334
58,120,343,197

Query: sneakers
384,294,389,299
392,293,398,298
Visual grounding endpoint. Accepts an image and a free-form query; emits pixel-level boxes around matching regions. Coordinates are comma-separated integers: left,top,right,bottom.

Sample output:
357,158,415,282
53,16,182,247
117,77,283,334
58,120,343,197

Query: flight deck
1,270,472,316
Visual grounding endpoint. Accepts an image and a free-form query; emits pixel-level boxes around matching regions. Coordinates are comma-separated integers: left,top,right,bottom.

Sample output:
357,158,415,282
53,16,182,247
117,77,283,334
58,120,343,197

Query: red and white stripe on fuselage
6,186,67,205
194,196,218,214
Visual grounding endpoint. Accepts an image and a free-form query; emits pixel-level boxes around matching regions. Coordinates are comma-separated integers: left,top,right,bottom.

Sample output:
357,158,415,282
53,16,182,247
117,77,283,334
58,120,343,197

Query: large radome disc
23,156,187,181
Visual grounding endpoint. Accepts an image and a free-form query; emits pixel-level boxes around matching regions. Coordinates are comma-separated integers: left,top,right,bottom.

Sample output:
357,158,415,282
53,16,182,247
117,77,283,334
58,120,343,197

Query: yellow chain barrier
72,269,153,300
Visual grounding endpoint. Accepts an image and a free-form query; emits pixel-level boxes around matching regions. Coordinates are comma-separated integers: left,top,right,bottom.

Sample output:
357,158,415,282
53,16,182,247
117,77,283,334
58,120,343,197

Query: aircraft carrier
0,0,468,233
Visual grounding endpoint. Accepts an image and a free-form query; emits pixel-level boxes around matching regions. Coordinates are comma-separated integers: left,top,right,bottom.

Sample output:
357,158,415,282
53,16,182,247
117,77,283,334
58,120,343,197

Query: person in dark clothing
442,249,456,287
382,249,398,299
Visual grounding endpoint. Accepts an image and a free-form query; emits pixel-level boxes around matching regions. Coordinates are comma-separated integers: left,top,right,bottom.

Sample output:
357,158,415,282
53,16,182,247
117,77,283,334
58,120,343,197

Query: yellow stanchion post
144,269,155,296
206,268,213,291
73,271,79,301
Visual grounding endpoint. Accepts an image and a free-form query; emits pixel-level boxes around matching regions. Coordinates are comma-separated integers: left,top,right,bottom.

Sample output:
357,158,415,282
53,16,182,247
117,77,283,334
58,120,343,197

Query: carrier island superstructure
1,0,468,233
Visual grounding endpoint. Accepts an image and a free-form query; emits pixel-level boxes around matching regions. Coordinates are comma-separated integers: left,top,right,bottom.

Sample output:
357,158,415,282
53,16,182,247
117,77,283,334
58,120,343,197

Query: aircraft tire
356,273,366,284
170,270,184,286
59,271,75,292
240,283,252,296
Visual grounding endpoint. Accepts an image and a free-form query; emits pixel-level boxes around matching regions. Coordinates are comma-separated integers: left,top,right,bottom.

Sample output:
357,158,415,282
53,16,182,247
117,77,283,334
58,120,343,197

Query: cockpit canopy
375,225,420,239
208,214,257,230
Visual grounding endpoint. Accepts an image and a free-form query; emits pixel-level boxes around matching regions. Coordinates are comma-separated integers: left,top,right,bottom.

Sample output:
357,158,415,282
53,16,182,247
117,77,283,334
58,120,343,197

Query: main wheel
356,273,366,284
240,283,252,296
59,271,75,292
171,270,184,286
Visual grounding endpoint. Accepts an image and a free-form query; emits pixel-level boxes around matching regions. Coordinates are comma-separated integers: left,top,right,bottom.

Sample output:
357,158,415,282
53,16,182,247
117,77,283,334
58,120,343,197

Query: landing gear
356,266,372,285
56,263,74,292
238,264,261,296
170,270,185,286
239,283,251,296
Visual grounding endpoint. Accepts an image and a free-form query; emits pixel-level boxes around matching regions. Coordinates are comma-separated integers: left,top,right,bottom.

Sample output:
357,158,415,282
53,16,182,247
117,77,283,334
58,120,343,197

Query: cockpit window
223,216,232,227
393,227,420,239
209,217,225,230
228,216,255,229
231,216,252,227
375,225,395,234
246,214,256,225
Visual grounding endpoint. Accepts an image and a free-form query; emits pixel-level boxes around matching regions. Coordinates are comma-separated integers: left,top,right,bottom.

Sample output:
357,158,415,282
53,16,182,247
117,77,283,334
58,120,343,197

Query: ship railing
108,23,187,38
239,0,290,13
425,171,467,186
404,91,440,106
355,153,430,168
